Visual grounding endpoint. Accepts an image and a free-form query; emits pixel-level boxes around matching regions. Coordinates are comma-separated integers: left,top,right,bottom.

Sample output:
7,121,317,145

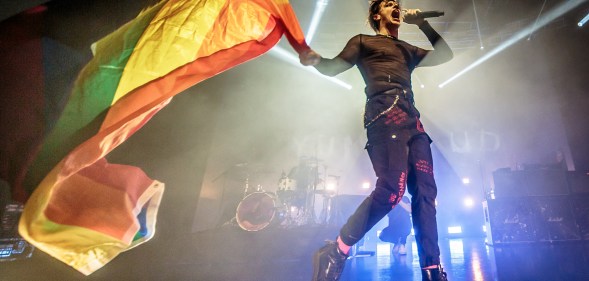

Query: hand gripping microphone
416,10,445,18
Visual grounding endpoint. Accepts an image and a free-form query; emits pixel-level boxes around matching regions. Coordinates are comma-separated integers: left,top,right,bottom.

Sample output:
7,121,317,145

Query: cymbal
222,162,278,180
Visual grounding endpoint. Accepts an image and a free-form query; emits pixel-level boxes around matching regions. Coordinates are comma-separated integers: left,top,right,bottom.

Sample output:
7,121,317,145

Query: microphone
416,10,445,18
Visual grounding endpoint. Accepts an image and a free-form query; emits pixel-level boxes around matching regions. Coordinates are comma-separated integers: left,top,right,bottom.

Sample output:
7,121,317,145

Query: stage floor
340,237,589,281
2,225,589,280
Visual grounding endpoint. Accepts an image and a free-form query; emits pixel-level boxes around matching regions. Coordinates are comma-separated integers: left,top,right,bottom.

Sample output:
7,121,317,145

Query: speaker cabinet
484,198,540,244
484,196,585,245
568,171,589,194
532,196,581,242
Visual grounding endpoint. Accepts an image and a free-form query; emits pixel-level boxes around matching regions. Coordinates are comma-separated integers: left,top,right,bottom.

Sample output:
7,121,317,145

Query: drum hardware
213,162,278,228
235,192,286,231
242,177,250,198
228,159,341,230
318,194,334,225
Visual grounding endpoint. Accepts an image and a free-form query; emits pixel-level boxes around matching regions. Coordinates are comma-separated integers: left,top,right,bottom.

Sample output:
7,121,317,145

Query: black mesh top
335,34,428,98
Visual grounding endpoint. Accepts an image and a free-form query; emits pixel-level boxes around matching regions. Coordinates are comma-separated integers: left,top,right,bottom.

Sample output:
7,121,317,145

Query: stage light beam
306,0,330,44
269,46,352,89
439,0,586,88
527,0,547,41
471,0,484,50
579,11,589,27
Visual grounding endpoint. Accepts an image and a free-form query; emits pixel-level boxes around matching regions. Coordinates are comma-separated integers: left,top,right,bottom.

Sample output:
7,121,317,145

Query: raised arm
404,10,453,66
417,21,453,66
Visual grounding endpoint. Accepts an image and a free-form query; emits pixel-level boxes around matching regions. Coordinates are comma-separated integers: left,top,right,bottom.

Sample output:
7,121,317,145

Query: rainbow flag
18,0,308,275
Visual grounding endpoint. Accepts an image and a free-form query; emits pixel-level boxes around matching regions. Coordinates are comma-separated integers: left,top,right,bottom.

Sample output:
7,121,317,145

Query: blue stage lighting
448,226,463,234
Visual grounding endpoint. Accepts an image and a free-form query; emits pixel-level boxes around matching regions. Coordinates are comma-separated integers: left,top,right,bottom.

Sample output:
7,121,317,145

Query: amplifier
492,169,569,198
484,198,540,245
484,195,585,245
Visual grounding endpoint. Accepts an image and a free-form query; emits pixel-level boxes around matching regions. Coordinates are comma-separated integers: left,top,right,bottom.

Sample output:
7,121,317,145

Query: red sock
337,236,351,255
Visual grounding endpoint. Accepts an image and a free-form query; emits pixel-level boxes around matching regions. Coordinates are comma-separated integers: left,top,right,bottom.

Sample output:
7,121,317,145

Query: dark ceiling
2,0,588,53
291,0,589,53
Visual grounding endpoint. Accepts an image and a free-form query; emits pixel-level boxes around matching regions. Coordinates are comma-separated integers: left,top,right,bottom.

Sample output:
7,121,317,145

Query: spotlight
448,226,462,234
482,225,487,233
326,182,337,191
462,177,470,185
362,182,371,189
463,197,474,208
579,12,589,27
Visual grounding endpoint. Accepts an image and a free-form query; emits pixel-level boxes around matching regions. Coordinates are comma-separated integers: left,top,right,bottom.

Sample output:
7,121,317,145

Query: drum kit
232,157,337,231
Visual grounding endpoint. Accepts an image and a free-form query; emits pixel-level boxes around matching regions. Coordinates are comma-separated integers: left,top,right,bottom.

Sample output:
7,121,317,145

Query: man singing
299,1,453,280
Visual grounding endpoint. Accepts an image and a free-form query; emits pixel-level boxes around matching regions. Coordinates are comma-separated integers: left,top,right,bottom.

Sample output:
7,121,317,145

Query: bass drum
236,192,285,231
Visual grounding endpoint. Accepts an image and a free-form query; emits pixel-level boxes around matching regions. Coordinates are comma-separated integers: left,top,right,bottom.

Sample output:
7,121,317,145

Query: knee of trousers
375,171,407,204
408,179,437,201
373,183,405,206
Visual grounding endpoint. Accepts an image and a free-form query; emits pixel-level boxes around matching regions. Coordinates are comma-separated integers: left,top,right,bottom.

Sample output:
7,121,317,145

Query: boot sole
311,248,326,281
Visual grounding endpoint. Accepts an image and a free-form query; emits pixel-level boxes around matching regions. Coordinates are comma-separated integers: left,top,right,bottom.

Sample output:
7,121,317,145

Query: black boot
311,240,348,281
421,265,448,281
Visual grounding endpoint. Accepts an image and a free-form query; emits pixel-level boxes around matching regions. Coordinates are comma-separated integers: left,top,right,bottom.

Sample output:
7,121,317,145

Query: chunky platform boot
311,241,348,281
421,265,448,281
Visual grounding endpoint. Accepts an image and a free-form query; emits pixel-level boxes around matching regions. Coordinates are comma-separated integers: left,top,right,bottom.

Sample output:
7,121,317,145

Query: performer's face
374,0,402,28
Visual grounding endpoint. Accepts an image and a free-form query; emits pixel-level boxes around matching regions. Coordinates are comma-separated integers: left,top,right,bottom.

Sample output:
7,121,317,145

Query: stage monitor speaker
492,169,569,198
484,196,583,245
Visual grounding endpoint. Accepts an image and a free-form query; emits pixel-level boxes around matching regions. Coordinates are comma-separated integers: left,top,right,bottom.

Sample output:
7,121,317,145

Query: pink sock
337,236,351,255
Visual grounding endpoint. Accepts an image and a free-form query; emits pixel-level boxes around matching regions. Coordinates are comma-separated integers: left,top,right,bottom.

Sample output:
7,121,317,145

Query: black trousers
339,133,440,267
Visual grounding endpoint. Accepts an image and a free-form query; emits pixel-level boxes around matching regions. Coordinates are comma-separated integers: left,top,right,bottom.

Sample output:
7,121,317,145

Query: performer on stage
299,1,453,280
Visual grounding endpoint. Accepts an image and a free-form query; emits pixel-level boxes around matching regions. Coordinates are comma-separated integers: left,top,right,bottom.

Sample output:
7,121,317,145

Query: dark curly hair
368,0,400,32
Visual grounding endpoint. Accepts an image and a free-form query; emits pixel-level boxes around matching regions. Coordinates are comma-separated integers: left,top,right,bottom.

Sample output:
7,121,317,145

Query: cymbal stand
242,177,250,199
303,160,322,225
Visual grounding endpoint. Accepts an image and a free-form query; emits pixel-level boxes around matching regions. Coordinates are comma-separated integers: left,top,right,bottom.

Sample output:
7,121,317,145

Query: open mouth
392,9,401,20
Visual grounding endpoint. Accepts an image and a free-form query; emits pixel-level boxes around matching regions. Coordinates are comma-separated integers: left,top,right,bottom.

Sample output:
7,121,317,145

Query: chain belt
364,94,400,128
